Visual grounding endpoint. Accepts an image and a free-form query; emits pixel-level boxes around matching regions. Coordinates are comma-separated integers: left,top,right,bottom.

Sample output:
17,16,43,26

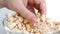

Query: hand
0,0,46,23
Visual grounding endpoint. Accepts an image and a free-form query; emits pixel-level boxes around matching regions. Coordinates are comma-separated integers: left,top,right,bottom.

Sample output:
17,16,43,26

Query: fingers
39,0,46,15
18,6,36,23
34,0,46,15
5,0,36,23
26,3,35,13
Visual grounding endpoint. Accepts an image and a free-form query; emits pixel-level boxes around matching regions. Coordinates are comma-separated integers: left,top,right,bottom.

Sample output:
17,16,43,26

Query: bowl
2,17,23,34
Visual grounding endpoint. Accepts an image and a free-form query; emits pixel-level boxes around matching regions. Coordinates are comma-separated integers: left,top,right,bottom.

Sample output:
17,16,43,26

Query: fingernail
30,16,37,23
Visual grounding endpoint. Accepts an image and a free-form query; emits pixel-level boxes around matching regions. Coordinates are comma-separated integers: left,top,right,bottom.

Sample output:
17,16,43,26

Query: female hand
0,0,46,23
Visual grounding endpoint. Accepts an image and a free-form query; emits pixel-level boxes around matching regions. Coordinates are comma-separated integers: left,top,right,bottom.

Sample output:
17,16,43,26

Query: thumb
6,0,36,23
17,4,36,23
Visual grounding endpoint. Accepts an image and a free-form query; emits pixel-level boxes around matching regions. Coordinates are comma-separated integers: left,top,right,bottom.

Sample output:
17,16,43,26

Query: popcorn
5,12,60,34
23,19,29,24
26,24,32,32
36,13,41,18
18,16,23,23
8,23,17,29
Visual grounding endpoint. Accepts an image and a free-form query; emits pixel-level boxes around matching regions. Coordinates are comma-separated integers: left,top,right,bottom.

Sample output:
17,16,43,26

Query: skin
0,0,46,23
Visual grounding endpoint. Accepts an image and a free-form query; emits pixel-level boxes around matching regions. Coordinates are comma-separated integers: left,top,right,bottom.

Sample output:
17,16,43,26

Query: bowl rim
2,17,11,32
2,17,24,34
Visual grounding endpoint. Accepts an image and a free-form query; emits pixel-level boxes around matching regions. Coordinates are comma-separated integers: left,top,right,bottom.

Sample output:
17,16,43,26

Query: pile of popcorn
5,12,60,34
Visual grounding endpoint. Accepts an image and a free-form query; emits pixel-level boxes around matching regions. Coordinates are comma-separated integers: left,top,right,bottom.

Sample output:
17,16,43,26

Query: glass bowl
2,17,60,34
2,17,23,34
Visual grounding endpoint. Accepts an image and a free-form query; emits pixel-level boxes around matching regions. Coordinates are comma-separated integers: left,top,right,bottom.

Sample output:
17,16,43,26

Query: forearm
0,0,5,8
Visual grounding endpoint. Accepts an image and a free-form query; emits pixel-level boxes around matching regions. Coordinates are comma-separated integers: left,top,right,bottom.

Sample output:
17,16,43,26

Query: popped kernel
26,24,32,32
6,18,11,23
23,19,29,24
5,12,60,34
36,13,41,18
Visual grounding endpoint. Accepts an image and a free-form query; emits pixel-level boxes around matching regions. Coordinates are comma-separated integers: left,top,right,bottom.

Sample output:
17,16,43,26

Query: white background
0,0,60,34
